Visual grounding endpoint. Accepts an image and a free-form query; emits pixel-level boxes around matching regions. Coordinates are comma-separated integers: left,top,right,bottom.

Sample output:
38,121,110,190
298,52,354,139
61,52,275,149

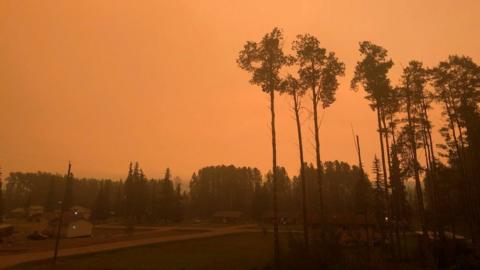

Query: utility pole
0,165,3,224
52,161,72,267
355,135,371,260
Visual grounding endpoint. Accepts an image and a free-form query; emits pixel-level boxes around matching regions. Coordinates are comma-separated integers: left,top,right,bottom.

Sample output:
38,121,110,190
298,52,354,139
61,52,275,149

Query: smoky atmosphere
0,1,479,269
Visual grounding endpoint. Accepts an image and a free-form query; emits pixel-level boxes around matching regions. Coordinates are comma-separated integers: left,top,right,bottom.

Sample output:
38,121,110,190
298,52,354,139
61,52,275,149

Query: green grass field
11,233,276,270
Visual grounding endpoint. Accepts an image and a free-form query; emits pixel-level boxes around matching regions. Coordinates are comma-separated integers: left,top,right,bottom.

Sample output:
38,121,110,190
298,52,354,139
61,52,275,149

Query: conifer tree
372,156,386,232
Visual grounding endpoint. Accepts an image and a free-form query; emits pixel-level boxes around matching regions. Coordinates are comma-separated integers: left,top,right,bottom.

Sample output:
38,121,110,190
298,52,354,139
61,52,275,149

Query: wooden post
355,135,371,261
52,162,72,267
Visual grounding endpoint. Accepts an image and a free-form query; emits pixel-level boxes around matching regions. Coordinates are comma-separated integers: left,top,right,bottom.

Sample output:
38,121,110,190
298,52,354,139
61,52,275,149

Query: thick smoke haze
1,0,479,179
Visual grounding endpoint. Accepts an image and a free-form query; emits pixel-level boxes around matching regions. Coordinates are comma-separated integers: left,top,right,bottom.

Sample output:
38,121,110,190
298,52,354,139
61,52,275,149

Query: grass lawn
11,232,277,270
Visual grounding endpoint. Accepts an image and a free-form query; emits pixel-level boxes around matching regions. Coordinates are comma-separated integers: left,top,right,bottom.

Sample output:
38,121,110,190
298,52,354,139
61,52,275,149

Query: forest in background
1,161,375,223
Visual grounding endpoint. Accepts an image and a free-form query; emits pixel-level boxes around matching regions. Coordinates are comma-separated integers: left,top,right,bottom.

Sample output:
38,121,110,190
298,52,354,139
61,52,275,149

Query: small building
262,211,297,225
47,211,93,238
70,206,91,220
212,211,244,223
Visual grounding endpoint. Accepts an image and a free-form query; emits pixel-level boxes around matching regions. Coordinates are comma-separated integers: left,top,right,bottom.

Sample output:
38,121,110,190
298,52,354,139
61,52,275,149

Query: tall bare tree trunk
390,123,409,259
443,99,475,239
420,94,446,243
405,87,428,247
311,86,325,222
381,114,401,258
421,126,438,242
355,136,371,260
376,104,392,245
293,93,309,248
269,89,280,267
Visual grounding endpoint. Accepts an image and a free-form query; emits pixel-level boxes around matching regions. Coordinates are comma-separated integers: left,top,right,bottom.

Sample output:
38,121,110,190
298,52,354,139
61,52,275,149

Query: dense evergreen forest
2,164,185,223
1,161,370,224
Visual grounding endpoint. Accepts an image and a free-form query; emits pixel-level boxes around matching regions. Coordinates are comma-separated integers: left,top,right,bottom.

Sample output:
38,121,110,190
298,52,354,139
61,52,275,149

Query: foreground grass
11,233,276,270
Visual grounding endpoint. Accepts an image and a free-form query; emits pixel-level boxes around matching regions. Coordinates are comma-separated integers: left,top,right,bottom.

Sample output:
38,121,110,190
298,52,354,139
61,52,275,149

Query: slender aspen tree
293,34,344,223
237,28,289,267
279,74,309,248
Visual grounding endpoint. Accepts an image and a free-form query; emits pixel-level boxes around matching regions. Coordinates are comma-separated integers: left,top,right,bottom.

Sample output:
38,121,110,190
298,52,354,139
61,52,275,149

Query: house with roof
46,211,93,238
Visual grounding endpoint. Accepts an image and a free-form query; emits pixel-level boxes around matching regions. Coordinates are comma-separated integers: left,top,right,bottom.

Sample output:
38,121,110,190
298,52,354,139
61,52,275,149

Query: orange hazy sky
1,0,479,180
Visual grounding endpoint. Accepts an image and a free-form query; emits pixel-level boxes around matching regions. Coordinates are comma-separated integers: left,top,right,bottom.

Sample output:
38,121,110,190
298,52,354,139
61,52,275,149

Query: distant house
262,211,297,225
46,211,93,238
70,206,91,220
212,211,244,223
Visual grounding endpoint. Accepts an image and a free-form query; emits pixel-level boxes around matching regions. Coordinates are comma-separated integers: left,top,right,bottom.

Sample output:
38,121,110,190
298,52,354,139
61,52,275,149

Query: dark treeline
5,171,107,212
188,162,366,219
2,161,369,224
3,163,185,224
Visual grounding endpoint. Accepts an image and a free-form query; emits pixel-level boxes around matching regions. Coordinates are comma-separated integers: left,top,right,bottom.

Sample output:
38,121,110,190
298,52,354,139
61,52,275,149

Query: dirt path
0,225,256,269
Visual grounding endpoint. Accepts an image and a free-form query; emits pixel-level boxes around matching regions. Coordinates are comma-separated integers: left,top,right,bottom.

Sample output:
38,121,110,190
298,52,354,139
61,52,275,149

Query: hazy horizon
1,0,479,180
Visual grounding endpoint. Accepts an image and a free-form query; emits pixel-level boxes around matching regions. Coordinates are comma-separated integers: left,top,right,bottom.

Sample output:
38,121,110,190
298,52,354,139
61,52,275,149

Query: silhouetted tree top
279,74,305,97
292,34,345,108
237,27,291,93
430,55,480,109
399,60,428,105
351,41,394,109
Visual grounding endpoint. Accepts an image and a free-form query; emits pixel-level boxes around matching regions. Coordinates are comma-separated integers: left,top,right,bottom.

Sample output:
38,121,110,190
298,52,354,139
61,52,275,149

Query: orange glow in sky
1,0,479,180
